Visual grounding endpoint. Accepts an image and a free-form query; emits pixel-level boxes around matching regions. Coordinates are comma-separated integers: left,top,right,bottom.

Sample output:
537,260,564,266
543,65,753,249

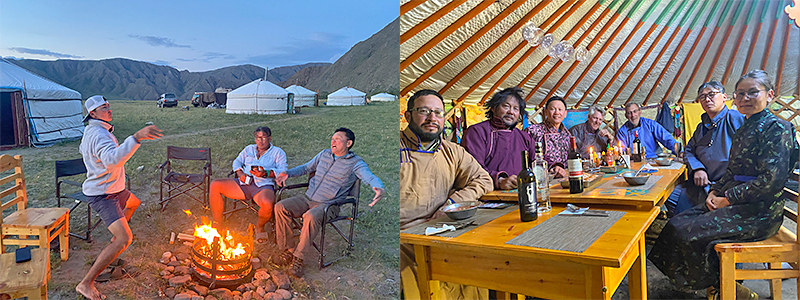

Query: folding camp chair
158,146,212,211
276,173,360,269
56,158,129,242
220,169,259,220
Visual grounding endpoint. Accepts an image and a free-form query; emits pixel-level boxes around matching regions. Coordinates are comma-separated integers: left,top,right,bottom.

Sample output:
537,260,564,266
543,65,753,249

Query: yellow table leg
627,235,647,300
415,244,434,300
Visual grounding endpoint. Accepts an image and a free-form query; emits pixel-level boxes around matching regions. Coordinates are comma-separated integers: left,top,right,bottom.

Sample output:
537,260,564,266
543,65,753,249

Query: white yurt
370,92,397,102
327,86,366,106
226,79,292,115
0,58,83,148
285,85,317,107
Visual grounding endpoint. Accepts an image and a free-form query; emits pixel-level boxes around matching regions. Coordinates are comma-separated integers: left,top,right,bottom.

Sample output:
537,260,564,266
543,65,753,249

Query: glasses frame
412,107,446,118
696,91,721,101
732,89,765,100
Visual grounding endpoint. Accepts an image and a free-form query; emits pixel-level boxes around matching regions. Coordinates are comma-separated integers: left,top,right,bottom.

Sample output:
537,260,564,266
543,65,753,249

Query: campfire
187,212,255,289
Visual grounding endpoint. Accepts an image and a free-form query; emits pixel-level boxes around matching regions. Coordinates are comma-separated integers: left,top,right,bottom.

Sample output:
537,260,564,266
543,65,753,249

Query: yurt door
0,91,29,149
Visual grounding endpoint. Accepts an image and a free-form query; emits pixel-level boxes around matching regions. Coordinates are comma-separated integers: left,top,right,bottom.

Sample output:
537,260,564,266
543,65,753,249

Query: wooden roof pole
642,1,710,106
400,1,494,72
518,1,616,104
529,0,635,105
677,0,734,102
440,0,553,95
561,0,648,108
455,0,579,105
721,0,758,85
617,0,692,106
706,0,747,82
595,0,680,107
401,0,467,44
760,0,783,69
400,1,512,95
401,0,426,15
653,0,720,105
578,0,664,107
741,0,770,75
775,17,792,94
477,0,588,105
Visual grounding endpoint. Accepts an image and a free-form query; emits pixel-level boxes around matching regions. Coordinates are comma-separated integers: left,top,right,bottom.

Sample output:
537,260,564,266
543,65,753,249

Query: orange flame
193,220,247,260
183,210,192,216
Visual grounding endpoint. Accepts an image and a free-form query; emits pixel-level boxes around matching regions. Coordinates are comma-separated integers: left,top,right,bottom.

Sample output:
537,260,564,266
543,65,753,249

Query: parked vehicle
192,92,216,107
157,93,178,108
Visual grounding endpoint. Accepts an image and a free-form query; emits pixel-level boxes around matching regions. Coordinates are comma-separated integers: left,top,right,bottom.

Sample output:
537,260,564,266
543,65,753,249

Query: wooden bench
0,248,50,299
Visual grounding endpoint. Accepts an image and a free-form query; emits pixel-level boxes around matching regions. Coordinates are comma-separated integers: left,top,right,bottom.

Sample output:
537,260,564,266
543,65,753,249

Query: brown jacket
400,127,493,229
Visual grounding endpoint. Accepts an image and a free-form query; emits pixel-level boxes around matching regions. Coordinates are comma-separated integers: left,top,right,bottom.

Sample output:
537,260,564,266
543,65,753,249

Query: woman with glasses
524,96,573,178
649,70,797,299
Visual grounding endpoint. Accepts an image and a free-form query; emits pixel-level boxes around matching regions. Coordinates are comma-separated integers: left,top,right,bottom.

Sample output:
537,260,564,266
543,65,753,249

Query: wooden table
481,162,686,211
0,248,50,299
401,205,659,299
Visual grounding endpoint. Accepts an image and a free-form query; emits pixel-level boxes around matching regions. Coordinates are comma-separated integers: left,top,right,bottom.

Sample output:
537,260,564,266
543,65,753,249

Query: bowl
621,171,650,186
654,157,672,166
440,200,482,220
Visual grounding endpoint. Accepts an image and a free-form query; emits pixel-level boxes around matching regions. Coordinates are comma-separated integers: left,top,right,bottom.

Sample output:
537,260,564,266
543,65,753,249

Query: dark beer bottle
517,150,537,222
568,137,584,194
631,130,642,162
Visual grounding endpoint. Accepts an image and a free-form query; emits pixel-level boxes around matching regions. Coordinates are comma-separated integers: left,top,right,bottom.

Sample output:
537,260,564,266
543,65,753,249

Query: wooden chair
715,168,800,299
0,247,50,299
0,155,70,261
276,173,360,269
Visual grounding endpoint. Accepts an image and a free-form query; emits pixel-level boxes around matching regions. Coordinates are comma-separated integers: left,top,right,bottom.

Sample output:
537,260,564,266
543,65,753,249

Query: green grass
2,100,399,299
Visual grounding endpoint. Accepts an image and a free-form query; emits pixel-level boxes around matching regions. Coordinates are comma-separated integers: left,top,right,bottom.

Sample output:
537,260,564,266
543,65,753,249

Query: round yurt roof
370,92,397,101
329,86,366,97
286,85,317,96
0,59,81,100
401,0,800,108
229,79,289,97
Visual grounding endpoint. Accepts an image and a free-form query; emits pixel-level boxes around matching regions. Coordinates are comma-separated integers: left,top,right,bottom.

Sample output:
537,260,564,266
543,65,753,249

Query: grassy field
1,100,399,299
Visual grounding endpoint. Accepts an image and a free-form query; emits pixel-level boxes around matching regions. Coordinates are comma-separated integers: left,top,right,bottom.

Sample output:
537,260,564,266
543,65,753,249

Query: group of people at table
400,69,798,300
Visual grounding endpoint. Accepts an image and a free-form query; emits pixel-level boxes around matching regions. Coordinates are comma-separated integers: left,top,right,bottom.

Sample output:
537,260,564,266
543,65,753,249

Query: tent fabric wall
285,85,317,107
370,92,398,102
401,0,799,108
0,59,82,146
226,79,291,115
328,87,367,106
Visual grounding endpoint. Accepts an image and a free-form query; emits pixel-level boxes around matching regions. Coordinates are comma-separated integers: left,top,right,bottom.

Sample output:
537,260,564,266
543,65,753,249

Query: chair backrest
784,167,800,246
167,146,211,161
348,178,361,200
0,154,27,217
55,158,87,179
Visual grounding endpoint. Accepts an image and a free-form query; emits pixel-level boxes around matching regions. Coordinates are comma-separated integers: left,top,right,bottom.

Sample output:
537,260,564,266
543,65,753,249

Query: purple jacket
461,120,534,188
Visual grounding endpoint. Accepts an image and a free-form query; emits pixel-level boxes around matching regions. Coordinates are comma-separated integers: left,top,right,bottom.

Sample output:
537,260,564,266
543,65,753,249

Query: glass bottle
568,137,584,194
532,143,550,213
631,131,642,162
517,150,537,222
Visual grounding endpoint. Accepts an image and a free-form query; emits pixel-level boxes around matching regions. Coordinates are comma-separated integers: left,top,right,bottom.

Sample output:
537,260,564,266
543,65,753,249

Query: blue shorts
87,189,131,226
239,183,274,200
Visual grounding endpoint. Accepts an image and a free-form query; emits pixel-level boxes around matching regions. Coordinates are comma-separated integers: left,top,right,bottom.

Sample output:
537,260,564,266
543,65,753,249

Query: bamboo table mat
505,211,626,253
401,205,517,237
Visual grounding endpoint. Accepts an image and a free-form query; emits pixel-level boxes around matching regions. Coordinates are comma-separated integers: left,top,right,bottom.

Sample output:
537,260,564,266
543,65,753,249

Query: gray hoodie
80,119,140,196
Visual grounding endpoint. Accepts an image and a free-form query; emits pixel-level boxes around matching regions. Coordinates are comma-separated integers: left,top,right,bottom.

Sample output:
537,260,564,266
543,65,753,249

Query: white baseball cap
83,95,108,122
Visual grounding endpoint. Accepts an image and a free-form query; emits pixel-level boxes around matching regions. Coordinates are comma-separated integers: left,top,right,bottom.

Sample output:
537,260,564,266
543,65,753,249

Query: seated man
461,87,534,190
401,89,493,299
665,81,743,216
209,126,287,243
569,105,614,158
616,102,677,158
274,127,385,277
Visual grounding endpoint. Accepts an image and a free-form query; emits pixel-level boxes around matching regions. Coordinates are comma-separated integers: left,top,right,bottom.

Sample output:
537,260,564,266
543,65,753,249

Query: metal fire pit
190,226,255,289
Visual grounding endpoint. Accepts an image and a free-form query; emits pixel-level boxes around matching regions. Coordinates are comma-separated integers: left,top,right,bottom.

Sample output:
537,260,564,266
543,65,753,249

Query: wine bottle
518,150,537,222
631,130,642,162
533,143,550,213
568,137,584,194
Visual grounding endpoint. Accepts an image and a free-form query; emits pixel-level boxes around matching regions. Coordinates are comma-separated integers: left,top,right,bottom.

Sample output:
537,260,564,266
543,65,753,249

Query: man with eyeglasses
461,87,535,190
665,81,744,216
401,89,493,300
616,102,678,158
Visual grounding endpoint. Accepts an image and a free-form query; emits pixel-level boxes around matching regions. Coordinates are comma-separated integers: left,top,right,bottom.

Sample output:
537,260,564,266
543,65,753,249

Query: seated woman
525,96,572,178
648,70,797,299
208,126,288,243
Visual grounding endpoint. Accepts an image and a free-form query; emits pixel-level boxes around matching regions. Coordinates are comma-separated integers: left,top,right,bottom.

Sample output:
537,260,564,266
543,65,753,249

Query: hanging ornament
522,22,536,42
527,27,544,46
574,46,589,62
558,41,574,62
540,33,554,50
549,39,564,58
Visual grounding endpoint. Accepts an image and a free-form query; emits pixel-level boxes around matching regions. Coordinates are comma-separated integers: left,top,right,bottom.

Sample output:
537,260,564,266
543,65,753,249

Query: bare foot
76,282,105,300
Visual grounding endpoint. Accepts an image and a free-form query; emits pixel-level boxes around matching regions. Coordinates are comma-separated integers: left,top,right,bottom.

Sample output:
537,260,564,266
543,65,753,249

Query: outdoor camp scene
400,0,800,299
0,1,399,299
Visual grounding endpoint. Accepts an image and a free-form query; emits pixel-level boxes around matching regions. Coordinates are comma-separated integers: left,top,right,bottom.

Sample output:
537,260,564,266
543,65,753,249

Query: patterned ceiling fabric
400,0,800,108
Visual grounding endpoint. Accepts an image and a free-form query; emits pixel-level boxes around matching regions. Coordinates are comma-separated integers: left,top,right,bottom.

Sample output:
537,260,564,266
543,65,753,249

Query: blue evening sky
0,1,397,72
